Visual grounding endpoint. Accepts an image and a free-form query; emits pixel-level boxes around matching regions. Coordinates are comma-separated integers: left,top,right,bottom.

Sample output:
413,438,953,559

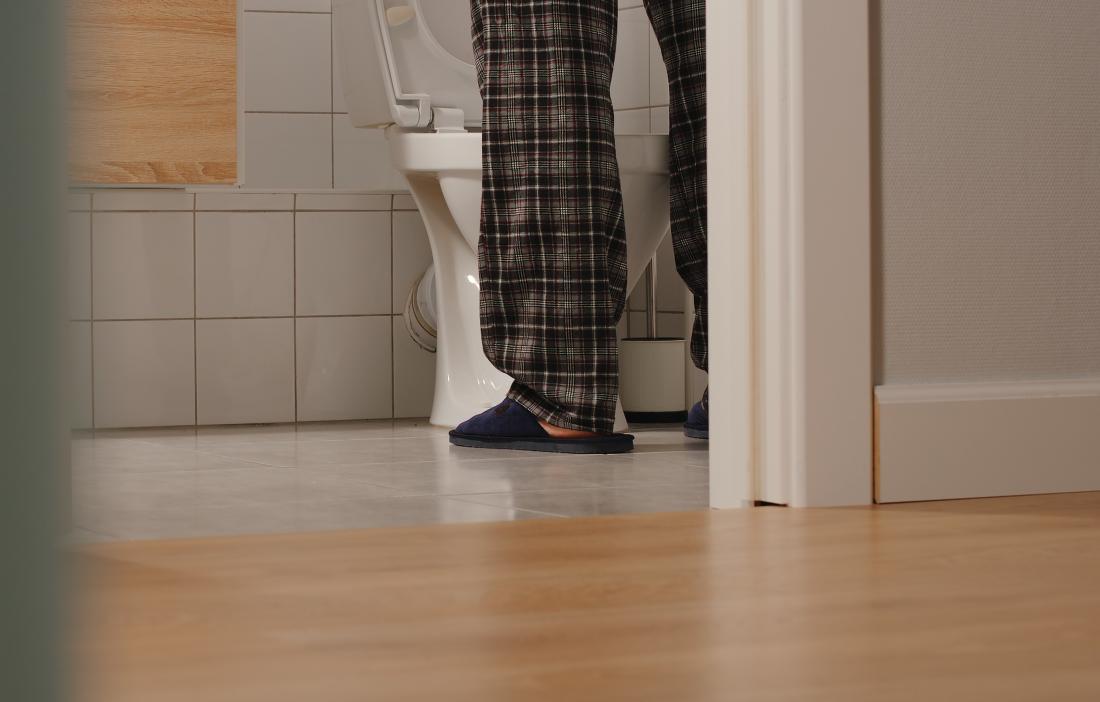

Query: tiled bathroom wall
614,0,689,338
71,0,687,428
67,190,435,429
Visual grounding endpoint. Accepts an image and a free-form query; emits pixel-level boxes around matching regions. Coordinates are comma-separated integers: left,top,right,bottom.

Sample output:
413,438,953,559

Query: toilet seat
333,0,481,131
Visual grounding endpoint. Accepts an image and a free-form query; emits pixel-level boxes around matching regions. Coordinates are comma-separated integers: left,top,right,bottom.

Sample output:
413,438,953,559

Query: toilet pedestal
405,174,513,427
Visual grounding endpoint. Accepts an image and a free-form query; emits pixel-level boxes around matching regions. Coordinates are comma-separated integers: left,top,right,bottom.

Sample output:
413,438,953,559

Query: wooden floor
73,492,1100,701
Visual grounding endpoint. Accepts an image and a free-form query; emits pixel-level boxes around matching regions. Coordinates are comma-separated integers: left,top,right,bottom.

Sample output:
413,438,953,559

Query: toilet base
393,132,671,434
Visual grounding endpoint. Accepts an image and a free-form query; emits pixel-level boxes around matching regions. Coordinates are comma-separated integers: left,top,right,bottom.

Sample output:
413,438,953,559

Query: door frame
707,0,873,508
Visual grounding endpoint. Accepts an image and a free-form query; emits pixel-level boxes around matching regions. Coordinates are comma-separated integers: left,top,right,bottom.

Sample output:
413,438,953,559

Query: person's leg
470,0,626,436
643,0,708,371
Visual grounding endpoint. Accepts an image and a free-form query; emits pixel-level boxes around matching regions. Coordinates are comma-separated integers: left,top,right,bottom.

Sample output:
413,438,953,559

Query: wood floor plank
73,493,1100,701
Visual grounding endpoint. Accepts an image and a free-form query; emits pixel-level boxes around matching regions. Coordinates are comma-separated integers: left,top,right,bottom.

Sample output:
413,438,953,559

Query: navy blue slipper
449,399,634,454
683,388,709,439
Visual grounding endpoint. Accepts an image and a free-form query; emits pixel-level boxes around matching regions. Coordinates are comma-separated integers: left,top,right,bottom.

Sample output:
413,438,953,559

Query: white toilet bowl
333,0,672,428
389,128,670,427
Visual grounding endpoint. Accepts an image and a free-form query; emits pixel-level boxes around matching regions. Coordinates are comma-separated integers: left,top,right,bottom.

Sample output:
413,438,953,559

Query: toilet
334,0,672,428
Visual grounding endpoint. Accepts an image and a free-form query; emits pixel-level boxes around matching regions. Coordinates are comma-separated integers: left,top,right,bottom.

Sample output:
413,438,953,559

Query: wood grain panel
72,494,1100,701
68,0,237,184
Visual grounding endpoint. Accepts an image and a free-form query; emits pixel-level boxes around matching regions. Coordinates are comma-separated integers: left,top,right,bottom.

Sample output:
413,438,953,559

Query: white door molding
707,0,873,508
706,0,757,508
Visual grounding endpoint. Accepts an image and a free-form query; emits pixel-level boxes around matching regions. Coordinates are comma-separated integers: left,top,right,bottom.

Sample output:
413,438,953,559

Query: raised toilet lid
334,0,481,130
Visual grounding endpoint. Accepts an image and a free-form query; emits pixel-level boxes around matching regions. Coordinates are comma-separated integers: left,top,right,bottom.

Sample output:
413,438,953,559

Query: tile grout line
88,205,96,429
390,205,396,419
243,9,332,16
92,209,390,214
438,497,568,520
293,193,299,423
193,197,199,427
89,313,398,322
243,110,335,115
330,11,336,191
448,499,569,520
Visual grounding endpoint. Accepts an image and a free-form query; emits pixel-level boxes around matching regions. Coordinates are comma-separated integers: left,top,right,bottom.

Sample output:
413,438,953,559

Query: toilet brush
620,255,688,423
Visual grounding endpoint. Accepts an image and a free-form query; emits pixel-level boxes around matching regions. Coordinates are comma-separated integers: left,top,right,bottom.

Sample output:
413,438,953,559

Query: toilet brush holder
620,255,688,423
620,337,688,423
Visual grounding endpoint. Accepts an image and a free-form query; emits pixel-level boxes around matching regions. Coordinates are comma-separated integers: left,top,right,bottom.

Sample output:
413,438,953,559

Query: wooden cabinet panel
68,0,237,184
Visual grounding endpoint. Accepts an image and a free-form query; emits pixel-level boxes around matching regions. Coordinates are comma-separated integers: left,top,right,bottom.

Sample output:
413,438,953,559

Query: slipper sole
449,431,634,454
683,425,709,440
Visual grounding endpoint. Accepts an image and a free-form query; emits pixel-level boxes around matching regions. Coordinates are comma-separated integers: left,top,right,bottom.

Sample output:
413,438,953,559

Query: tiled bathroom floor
70,420,709,541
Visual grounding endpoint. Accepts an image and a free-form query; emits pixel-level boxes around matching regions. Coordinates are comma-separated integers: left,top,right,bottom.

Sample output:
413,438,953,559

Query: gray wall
873,0,1100,384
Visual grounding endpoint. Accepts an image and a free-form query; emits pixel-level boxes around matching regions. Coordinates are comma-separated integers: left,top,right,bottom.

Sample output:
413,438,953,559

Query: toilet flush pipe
644,255,658,339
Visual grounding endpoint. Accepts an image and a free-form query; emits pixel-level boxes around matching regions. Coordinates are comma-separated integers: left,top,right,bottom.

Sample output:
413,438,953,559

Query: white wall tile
296,211,391,315
649,29,670,106
391,211,431,314
69,322,93,429
67,192,92,211
628,212,684,316
195,212,294,317
68,212,91,320
332,115,406,191
611,8,651,111
244,12,331,112
650,105,670,134
392,316,435,418
392,194,416,210
196,318,295,425
627,310,684,340
243,114,332,189
296,316,392,421
657,234,686,312
332,31,347,114
243,1,331,12
295,193,391,211
93,321,196,428
615,108,650,135
93,190,194,211
657,311,685,338
76,0,673,430
195,192,294,211
627,312,685,340
92,213,194,319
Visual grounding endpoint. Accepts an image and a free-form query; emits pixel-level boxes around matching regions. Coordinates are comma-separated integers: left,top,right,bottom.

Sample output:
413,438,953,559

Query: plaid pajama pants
471,0,707,434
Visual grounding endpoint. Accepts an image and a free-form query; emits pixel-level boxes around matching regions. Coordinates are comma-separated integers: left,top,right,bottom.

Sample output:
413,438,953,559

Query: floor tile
69,422,708,539
295,458,610,497
63,527,118,544
76,496,548,540
451,483,710,518
72,443,264,474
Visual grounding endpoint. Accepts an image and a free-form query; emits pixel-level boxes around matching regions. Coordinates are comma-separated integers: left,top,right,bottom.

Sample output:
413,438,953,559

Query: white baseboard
874,380,1100,503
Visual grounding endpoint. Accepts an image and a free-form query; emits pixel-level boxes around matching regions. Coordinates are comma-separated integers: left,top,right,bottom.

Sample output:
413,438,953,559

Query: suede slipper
449,399,634,454
683,387,709,439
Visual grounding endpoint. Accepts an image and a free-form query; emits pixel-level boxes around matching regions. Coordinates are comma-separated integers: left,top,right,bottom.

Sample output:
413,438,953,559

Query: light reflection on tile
70,422,708,540
76,497,551,541
451,483,710,518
